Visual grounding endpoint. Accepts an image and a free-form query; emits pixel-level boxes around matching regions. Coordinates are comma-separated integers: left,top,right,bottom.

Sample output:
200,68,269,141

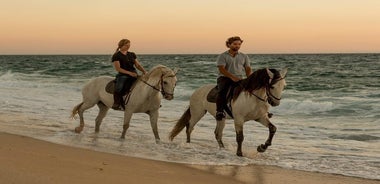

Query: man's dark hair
226,36,243,47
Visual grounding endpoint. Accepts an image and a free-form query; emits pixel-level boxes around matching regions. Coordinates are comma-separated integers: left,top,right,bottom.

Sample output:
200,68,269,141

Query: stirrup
216,111,226,121
268,112,273,118
112,104,124,111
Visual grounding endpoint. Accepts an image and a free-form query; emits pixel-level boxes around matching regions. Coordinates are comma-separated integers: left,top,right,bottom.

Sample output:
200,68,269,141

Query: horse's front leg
257,117,277,153
148,110,160,143
121,111,133,139
234,120,244,157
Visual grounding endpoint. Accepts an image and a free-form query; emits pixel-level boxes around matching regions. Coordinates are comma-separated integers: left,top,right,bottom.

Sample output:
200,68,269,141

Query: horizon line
1,52,380,56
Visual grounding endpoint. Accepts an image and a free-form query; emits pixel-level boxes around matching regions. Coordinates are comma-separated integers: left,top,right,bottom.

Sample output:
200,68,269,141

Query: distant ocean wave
0,54,379,180
329,134,380,142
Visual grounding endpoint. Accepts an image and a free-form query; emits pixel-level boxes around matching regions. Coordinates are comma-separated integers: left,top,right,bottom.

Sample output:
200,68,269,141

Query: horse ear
280,67,288,78
173,67,180,75
266,68,274,83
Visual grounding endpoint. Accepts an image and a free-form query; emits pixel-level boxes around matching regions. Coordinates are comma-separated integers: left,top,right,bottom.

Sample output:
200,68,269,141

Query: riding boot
215,76,233,121
215,95,226,121
215,111,226,121
112,92,123,110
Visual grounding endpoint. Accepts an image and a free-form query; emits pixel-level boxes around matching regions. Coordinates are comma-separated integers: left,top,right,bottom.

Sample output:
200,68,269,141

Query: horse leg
75,102,96,133
95,102,109,133
148,110,160,143
257,123,277,152
120,111,133,139
214,119,226,148
186,108,206,143
257,118,277,153
234,121,244,157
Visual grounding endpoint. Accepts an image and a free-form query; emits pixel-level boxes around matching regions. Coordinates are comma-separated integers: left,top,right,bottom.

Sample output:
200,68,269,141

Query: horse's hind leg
257,117,277,153
95,102,109,133
75,102,96,133
214,119,226,148
186,108,206,143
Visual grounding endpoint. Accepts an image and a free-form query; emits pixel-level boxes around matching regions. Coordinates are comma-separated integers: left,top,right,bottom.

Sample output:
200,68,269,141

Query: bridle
267,76,286,101
138,74,176,97
250,76,285,105
159,74,176,97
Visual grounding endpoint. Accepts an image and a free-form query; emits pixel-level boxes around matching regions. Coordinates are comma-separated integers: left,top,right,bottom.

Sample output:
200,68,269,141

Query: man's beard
231,48,239,51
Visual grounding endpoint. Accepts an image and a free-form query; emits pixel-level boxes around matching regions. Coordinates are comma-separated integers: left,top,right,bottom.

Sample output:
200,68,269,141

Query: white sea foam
0,70,15,80
274,99,335,115
1,55,380,180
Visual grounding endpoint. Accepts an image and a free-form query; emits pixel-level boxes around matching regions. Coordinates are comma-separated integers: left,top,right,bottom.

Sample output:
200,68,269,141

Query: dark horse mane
233,68,281,100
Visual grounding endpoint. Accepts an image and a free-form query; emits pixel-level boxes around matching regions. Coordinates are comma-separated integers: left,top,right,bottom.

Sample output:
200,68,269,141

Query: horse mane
233,68,280,100
142,65,167,80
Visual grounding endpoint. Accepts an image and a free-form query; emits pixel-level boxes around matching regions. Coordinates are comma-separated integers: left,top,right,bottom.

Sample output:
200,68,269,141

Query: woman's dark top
112,51,137,74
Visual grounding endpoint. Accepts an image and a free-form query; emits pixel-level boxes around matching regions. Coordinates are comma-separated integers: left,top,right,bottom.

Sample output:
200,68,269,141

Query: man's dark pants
216,76,235,113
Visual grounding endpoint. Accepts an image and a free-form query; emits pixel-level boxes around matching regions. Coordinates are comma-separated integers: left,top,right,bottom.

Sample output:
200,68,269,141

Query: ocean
0,54,379,180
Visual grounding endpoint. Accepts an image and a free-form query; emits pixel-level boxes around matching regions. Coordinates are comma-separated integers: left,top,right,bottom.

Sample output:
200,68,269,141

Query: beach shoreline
1,54,379,181
0,132,378,184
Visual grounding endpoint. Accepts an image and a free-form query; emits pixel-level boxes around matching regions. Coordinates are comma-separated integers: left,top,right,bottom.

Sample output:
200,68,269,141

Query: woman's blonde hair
115,39,130,52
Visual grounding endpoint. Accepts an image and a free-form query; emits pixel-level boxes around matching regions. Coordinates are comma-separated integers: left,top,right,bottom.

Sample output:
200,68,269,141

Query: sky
1,0,379,54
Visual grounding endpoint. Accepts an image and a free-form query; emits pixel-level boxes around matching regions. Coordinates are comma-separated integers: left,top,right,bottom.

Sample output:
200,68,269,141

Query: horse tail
169,107,191,141
71,102,84,119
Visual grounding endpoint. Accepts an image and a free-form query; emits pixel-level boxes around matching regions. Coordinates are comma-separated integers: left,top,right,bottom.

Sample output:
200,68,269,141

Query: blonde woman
111,39,147,110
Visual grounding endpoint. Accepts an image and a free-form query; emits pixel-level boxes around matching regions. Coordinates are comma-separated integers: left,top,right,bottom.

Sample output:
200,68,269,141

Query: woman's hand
129,72,138,78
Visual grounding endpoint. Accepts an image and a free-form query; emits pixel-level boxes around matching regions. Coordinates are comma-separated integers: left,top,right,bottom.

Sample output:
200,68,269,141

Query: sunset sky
1,0,379,54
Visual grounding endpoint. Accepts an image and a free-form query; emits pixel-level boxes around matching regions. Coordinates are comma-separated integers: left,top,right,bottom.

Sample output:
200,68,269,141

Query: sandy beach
0,132,378,184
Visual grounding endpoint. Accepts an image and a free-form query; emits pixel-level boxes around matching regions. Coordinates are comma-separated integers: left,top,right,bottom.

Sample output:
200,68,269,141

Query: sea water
0,54,379,179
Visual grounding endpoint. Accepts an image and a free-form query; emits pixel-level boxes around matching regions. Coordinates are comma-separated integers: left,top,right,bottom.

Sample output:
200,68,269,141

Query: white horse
170,68,287,156
71,65,178,143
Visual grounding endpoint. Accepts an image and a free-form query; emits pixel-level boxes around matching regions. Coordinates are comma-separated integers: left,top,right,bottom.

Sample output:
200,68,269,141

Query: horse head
266,68,287,106
160,67,178,100
145,65,178,100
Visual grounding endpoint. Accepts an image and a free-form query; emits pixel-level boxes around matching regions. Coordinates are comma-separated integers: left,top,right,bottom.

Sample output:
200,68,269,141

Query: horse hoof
74,127,82,133
218,142,225,149
236,152,243,157
155,139,161,144
257,144,267,153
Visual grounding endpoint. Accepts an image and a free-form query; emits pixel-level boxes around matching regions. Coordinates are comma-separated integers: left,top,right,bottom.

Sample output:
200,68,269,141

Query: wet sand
0,132,378,184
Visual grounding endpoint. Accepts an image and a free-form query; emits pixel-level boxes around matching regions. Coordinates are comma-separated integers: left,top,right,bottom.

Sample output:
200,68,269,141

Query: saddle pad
206,86,218,103
206,85,236,119
105,80,115,94
105,78,139,95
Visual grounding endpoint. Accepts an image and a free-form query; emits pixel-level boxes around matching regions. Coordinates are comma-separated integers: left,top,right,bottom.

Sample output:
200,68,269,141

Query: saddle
105,80,137,95
207,85,239,118
105,80,116,94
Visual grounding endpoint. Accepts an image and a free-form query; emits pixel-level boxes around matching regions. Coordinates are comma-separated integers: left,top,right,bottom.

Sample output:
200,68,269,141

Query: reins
138,77,161,92
137,74,176,96
123,72,176,107
248,76,285,104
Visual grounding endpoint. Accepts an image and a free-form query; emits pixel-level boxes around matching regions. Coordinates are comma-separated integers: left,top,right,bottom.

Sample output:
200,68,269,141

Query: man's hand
218,66,241,82
231,76,241,82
